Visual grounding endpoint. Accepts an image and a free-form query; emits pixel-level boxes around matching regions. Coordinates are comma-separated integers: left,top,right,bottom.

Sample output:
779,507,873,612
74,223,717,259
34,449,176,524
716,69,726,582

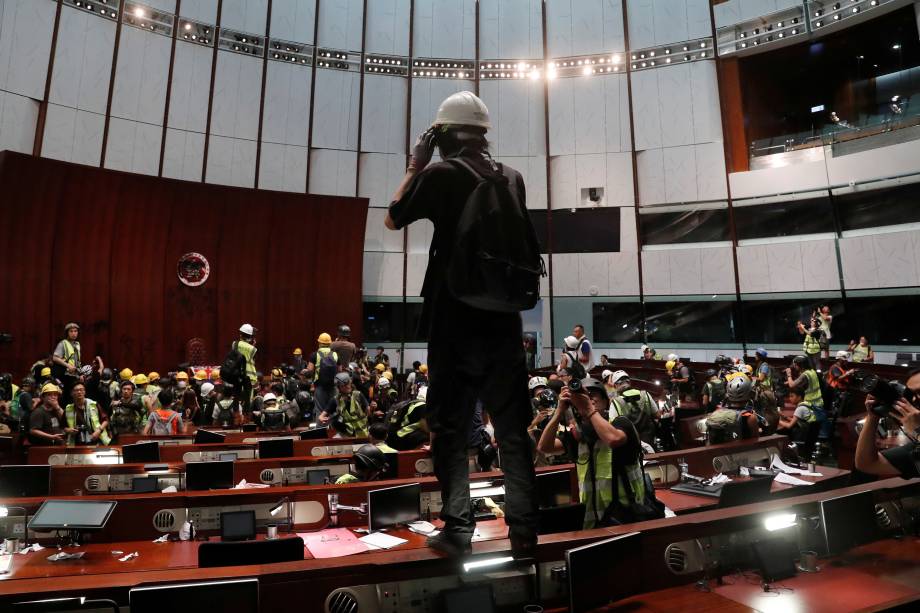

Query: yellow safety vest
62,340,80,366
851,344,870,362
236,340,258,382
802,332,820,356
803,369,823,407
65,399,111,445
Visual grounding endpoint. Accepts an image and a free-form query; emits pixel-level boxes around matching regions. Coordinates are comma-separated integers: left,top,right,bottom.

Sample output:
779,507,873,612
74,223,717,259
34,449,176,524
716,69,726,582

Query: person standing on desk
384,91,540,559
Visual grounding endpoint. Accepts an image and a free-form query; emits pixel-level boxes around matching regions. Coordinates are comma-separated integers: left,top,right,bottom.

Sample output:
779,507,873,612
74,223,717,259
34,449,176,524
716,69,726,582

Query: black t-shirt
881,442,920,479
388,154,526,322
29,407,63,444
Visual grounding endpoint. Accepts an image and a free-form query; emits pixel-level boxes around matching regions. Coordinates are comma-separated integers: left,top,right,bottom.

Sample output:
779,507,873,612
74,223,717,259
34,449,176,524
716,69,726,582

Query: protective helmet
119,368,134,381
836,350,850,360
22,376,35,387
194,370,208,381
133,374,149,386
725,374,753,403
432,91,491,129
211,367,221,379
537,388,557,408
64,322,80,332
563,335,579,350
175,372,189,381
528,376,548,391
705,369,717,379
293,348,303,356
374,363,386,373
665,360,676,373
381,370,394,382
317,332,332,345
581,377,606,395
667,353,679,362
100,368,113,382
377,377,390,388
611,370,630,385
262,393,277,404
337,324,351,338
739,364,753,376
40,366,52,377
601,369,613,382
347,362,359,373
239,323,256,336
334,372,352,387
148,372,160,382
271,368,283,379
354,444,387,472
79,365,93,377
792,355,809,369
621,388,642,403
295,391,313,411
640,344,650,352
419,364,428,374
755,347,768,358
417,386,428,402
41,383,62,396
200,382,215,396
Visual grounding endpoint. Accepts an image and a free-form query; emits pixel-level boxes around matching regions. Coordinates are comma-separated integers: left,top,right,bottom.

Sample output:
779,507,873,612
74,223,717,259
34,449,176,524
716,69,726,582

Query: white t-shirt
575,337,594,370
793,403,814,422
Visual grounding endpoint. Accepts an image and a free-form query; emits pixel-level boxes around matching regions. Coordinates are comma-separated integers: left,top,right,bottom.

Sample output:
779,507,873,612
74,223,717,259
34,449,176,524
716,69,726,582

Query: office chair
198,536,305,568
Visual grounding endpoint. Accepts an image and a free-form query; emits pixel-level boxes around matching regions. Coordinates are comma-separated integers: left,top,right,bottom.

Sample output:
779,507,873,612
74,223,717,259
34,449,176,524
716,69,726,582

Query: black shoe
509,531,538,560
426,532,472,557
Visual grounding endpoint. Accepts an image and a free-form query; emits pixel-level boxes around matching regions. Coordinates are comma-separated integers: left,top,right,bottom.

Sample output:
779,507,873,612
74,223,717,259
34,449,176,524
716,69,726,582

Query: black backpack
564,350,587,380
442,158,545,313
315,350,338,387
221,341,246,386
385,399,414,438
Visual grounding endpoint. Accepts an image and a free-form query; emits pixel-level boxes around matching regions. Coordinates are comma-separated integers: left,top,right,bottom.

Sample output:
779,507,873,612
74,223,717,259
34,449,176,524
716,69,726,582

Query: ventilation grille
712,457,725,473
260,469,276,483
665,544,687,573
876,504,893,528
153,509,178,532
326,589,360,613
85,476,103,491
415,458,434,474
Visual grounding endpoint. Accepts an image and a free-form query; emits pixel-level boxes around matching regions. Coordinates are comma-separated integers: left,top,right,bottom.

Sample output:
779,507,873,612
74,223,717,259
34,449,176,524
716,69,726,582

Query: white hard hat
601,369,613,382
836,350,850,360
417,386,427,402
641,344,650,352
200,382,215,396
378,377,390,388
239,323,255,335
432,91,491,129
563,335,579,349
667,353,679,362
528,376,548,391
726,374,753,403
611,370,630,384
262,393,277,403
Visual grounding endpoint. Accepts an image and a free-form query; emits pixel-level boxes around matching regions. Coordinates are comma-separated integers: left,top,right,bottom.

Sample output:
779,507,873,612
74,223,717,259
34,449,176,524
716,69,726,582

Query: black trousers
425,294,538,541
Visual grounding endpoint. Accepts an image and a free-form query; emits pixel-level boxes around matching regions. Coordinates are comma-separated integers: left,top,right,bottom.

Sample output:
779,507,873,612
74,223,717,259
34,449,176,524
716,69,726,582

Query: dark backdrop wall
0,152,367,376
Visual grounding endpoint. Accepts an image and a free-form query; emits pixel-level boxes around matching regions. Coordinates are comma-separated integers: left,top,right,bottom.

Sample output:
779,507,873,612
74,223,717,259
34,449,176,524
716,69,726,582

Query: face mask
177,381,187,389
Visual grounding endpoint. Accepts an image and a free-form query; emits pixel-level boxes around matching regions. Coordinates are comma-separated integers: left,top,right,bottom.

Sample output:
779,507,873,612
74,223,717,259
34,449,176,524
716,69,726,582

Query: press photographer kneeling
536,377,664,529
855,368,920,479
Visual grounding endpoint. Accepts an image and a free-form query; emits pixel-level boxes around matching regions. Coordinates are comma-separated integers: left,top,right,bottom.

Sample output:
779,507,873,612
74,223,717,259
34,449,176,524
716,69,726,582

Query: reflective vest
336,391,368,437
851,344,870,362
756,362,773,389
65,399,111,445
335,472,359,484
62,340,81,366
576,416,646,529
236,340,258,382
802,332,820,356
803,369,823,407
394,399,426,439
795,402,817,423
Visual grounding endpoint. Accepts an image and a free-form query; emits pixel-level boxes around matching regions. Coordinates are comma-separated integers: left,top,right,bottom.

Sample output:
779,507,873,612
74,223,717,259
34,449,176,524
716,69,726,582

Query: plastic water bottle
678,457,689,480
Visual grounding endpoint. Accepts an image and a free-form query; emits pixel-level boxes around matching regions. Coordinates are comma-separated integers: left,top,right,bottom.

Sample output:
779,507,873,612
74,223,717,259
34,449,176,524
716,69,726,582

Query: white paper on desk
234,479,270,489
152,534,169,543
19,543,43,555
161,485,178,493
407,520,437,535
709,473,732,484
771,455,822,477
775,472,815,486
359,532,408,550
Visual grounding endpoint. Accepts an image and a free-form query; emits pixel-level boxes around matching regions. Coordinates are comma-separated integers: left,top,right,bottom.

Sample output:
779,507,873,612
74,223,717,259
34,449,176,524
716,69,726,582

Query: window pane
644,301,737,344
640,208,730,245
734,196,835,240
740,296,843,344
835,295,919,346
530,208,620,253
836,182,920,232
592,302,644,343
363,302,404,343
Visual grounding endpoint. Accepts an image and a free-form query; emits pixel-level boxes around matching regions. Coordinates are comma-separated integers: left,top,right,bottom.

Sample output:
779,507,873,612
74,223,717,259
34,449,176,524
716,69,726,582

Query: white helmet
200,382,215,396
262,393,277,403
667,353,679,362
601,369,613,382
432,91,491,129
640,344,650,352
417,386,428,402
836,350,850,360
725,374,753,403
377,377,390,388
563,335,579,349
528,376,548,391
611,370,630,385
239,323,255,335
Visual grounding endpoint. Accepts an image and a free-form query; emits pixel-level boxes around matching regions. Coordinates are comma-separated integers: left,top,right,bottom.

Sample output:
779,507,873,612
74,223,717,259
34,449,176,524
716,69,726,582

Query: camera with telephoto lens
536,388,557,409
857,372,916,417
567,378,583,393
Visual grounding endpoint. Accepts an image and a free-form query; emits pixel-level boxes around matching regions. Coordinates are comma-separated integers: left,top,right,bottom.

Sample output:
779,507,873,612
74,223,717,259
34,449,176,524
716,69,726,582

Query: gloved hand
410,128,437,170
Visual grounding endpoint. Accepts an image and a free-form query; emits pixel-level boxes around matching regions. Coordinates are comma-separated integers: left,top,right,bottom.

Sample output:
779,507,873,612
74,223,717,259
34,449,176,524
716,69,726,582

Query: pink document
299,529,371,559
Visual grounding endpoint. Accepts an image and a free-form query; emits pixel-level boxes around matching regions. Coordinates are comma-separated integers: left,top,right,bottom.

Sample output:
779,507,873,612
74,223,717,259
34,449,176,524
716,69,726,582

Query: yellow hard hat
194,370,208,380
419,364,428,374
133,374,149,385
40,366,52,377
148,372,160,382
382,370,394,381
317,332,332,345
374,363,386,372
41,383,61,396
271,368,283,378
120,368,134,380
211,367,220,379
293,347,303,355
176,371,189,380
665,360,676,373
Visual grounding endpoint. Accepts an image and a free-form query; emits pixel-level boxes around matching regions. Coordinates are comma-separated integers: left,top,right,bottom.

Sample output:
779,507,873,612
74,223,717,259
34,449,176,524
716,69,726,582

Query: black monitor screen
29,500,117,530
441,584,495,613
536,469,573,508
307,469,331,485
132,475,159,493
122,441,160,464
299,427,328,440
195,429,227,444
259,438,294,459
130,578,259,613
0,465,51,498
819,490,878,556
566,532,642,613
220,510,256,541
368,482,421,531
185,460,235,491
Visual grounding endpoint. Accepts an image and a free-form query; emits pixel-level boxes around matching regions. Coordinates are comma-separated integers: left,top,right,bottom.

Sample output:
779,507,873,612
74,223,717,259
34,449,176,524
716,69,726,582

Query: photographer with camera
785,355,830,452
855,369,920,479
64,382,110,446
537,377,663,528
796,318,824,371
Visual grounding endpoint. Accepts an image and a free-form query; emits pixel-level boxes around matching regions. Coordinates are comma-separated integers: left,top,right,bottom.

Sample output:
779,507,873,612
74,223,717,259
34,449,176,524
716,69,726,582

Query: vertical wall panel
258,142,307,192
167,41,214,132
270,0,317,43
360,74,407,154
311,68,361,150
0,91,39,153
545,0,625,57
309,148,357,195
206,135,257,186
110,26,171,124
180,0,220,23
479,78,545,157
220,0,268,34
48,6,116,114
317,0,364,50
0,0,56,99
358,152,406,207
104,118,162,175
210,53,263,140
365,0,410,56
479,0,543,60
262,62,311,146
413,0,476,59
42,105,105,165
162,128,206,180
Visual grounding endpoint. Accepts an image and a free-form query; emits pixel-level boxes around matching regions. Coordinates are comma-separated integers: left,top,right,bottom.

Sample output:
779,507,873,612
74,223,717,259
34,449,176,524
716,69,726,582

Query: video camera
856,372,916,418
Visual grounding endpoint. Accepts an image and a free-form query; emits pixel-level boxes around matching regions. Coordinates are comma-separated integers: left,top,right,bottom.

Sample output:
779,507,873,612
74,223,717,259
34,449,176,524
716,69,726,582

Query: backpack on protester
315,350,339,387
216,399,239,427
442,158,546,313
564,350,587,380
705,379,726,411
261,409,287,431
150,409,180,436
220,342,246,387
384,399,415,439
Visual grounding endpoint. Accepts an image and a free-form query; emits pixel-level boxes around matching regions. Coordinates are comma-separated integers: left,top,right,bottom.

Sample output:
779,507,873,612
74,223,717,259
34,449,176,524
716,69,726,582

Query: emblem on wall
177,252,210,287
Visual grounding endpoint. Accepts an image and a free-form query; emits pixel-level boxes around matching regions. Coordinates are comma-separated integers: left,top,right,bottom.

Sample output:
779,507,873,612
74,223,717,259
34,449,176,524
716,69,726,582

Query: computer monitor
536,469,573,508
537,503,585,535
751,536,797,582
122,441,160,464
132,475,159,493
194,429,227,444
28,500,117,531
718,475,775,508
0,465,51,498
258,438,294,459
307,469,331,485
368,482,421,531
566,532,642,613
241,423,259,432
220,510,256,542
219,452,239,462
299,427,328,440
130,578,259,613
440,584,495,613
185,460,235,491
819,490,878,556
